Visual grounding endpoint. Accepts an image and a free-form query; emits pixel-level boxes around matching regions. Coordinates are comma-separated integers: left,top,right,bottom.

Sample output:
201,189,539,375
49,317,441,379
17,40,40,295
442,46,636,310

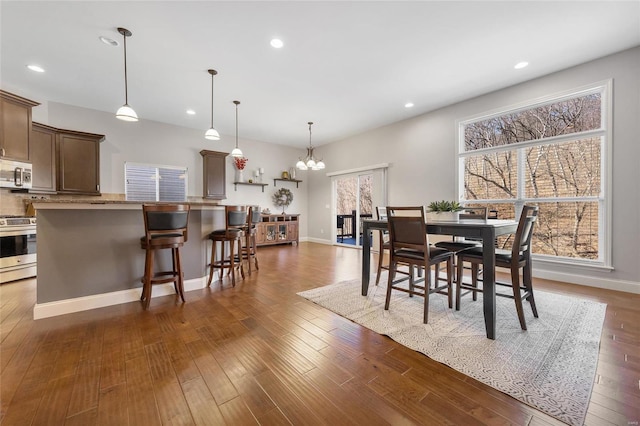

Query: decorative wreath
272,187,293,207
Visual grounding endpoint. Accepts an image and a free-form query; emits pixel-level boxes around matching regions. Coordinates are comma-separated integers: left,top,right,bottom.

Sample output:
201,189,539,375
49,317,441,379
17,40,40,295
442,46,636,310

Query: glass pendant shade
205,127,220,140
116,28,137,122
316,160,326,170
296,159,307,170
231,147,243,157
116,104,138,122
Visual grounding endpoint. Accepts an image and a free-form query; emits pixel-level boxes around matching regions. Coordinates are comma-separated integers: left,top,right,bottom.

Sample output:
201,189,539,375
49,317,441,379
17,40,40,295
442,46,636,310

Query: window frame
456,80,612,269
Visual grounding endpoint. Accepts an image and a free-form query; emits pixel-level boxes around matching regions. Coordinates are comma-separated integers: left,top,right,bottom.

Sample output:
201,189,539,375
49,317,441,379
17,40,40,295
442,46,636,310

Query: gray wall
307,47,640,291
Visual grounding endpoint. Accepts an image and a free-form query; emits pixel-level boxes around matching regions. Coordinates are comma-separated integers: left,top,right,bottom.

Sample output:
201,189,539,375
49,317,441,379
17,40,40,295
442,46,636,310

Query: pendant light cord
235,101,239,148
123,32,128,104
211,70,215,128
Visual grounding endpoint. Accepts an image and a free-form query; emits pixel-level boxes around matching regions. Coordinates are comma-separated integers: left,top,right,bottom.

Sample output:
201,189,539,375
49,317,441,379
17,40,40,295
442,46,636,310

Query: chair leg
245,233,252,276
455,257,464,310
423,275,430,324
229,240,236,287
447,258,453,309
207,239,216,287
143,249,154,310
384,261,395,310
408,265,414,297
511,267,527,330
253,235,259,270
523,259,538,318
175,247,185,303
471,263,479,301
375,242,385,285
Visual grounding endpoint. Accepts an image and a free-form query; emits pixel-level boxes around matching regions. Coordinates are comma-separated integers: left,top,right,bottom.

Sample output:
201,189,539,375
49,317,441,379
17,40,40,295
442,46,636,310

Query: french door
331,166,387,248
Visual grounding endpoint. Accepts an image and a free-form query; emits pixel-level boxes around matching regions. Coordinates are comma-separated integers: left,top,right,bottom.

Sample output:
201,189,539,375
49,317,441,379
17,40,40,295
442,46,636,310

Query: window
458,82,611,266
125,162,188,202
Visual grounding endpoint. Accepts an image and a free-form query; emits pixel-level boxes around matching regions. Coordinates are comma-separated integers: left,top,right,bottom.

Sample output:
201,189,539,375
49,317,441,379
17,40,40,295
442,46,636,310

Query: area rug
297,278,606,426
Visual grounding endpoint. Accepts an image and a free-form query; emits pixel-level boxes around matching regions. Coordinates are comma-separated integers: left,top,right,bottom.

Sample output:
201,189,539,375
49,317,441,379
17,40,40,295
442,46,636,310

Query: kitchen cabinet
200,149,228,200
30,123,57,193
57,129,104,195
0,90,39,161
256,214,299,246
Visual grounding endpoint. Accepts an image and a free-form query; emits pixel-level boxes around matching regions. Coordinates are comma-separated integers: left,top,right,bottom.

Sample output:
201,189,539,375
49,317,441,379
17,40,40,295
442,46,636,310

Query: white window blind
125,162,188,202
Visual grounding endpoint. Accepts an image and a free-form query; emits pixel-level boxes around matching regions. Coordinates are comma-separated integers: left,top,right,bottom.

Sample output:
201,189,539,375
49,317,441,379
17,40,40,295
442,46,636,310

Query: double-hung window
125,162,188,202
458,81,611,266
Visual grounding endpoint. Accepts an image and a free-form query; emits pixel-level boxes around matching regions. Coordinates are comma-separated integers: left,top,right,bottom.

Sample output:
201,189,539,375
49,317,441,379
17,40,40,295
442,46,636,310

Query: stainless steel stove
0,215,37,283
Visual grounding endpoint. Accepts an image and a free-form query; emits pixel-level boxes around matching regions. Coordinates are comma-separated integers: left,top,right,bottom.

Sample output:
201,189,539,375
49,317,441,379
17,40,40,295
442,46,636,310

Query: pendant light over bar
296,122,325,170
115,27,138,122
204,69,220,140
230,100,243,157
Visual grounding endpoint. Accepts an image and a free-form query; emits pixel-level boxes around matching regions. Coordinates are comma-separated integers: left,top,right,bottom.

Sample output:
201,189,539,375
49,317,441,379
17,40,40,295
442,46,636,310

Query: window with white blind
125,162,188,202
457,81,611,267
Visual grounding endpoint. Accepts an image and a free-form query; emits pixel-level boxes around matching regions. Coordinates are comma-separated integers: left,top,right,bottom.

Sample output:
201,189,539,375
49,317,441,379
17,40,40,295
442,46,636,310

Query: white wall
307,47,640,292
35,102,310,237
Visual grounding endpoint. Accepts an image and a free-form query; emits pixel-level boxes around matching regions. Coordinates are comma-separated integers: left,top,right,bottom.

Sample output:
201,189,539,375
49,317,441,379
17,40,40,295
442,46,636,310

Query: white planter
427,211,460,222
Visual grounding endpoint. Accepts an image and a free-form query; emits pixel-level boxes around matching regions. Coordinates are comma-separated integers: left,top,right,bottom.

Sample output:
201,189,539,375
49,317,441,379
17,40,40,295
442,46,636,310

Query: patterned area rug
297,278,606,426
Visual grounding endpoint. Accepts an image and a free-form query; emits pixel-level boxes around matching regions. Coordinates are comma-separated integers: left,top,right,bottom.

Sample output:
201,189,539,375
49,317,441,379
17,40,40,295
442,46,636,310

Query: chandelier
296,122,325,170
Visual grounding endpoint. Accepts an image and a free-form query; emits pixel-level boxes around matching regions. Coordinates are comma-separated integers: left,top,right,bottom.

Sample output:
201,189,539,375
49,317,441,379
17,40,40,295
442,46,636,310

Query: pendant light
230,100,243,157
296,122,325,170
204,69,220,140
115,27,138,121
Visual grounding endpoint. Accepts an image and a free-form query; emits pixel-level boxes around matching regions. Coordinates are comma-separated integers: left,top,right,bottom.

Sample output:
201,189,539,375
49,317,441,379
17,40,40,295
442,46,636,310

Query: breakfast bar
31,200,225,319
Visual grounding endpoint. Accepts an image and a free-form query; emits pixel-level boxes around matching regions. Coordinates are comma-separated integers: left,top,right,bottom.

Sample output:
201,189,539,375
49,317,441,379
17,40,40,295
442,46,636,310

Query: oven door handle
0,229,36,237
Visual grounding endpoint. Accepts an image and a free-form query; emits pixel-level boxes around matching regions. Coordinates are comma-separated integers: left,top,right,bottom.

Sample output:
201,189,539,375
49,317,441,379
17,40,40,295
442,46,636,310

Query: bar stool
241,205,260,275
140,204,190,310
207,205,246,287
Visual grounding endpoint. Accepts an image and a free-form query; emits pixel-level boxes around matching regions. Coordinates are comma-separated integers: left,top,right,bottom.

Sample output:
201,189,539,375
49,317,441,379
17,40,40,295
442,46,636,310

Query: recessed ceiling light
404,102,414,108
270,38,284,48
26,64,45,73
514,61,529,69
186,109,196,115
99,36,119,47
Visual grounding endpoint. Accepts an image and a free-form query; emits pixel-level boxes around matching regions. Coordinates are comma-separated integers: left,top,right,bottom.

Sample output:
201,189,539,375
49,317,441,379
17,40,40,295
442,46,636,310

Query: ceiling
1,1,639,148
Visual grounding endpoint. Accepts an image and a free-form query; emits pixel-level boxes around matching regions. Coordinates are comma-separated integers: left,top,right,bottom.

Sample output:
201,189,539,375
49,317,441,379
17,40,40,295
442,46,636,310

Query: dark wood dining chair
384,206,454,324
434,206,488,288
140,204,190,309
455,205,539,330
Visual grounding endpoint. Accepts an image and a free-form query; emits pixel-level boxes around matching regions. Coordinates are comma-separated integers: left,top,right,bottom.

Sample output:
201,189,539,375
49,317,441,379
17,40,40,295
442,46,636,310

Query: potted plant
427,200,463,221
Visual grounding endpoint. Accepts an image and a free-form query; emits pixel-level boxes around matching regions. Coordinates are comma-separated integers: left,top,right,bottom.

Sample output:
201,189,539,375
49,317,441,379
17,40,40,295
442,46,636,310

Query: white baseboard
33,277,208,320
532,269,640,294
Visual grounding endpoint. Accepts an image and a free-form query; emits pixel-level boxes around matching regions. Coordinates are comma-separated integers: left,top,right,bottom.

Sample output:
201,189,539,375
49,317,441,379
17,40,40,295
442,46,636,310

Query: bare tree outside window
461,91,604,261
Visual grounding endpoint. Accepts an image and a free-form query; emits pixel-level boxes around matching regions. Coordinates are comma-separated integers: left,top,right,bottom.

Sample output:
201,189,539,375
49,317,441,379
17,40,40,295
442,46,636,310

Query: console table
256,214,299,246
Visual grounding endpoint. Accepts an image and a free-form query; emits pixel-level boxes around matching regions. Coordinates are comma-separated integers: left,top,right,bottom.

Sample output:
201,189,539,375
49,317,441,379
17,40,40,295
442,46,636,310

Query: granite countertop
30,199,224,210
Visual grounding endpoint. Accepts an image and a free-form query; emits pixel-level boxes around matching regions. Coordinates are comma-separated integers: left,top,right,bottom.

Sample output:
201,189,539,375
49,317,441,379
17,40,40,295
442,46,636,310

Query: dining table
361,218,519,340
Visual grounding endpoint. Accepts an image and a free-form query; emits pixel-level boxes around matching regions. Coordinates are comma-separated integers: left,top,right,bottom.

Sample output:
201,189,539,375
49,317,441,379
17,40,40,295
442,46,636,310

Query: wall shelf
273,178,303,188
233,182,269,192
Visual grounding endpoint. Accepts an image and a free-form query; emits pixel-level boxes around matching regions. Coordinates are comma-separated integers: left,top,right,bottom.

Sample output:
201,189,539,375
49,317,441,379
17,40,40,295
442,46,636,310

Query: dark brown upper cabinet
200,149,228,200
0,90,40,162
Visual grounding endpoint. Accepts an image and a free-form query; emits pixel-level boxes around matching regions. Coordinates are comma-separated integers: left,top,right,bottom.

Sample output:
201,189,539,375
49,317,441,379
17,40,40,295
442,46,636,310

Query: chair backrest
249,205,261,225
459,206,487,220
142,204,190,242
376,206,387,220
512,205,539,257
386,206,428,253
225,205,248,230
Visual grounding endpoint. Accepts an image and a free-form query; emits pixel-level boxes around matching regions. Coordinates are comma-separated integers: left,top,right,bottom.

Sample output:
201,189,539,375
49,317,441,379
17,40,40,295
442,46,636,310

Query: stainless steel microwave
0,159,32,189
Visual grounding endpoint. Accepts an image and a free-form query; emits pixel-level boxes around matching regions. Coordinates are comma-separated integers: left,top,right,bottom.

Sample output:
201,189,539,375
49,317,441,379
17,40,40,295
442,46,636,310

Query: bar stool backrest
143,204,190,243
225,205,248,231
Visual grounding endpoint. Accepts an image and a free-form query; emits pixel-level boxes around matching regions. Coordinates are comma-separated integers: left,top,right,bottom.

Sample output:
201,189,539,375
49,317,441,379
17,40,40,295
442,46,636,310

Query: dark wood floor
1,243,638,425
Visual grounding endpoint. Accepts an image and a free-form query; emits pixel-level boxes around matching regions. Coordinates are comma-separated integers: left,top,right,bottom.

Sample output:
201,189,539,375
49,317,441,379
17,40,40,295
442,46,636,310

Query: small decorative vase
235,169,244,183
